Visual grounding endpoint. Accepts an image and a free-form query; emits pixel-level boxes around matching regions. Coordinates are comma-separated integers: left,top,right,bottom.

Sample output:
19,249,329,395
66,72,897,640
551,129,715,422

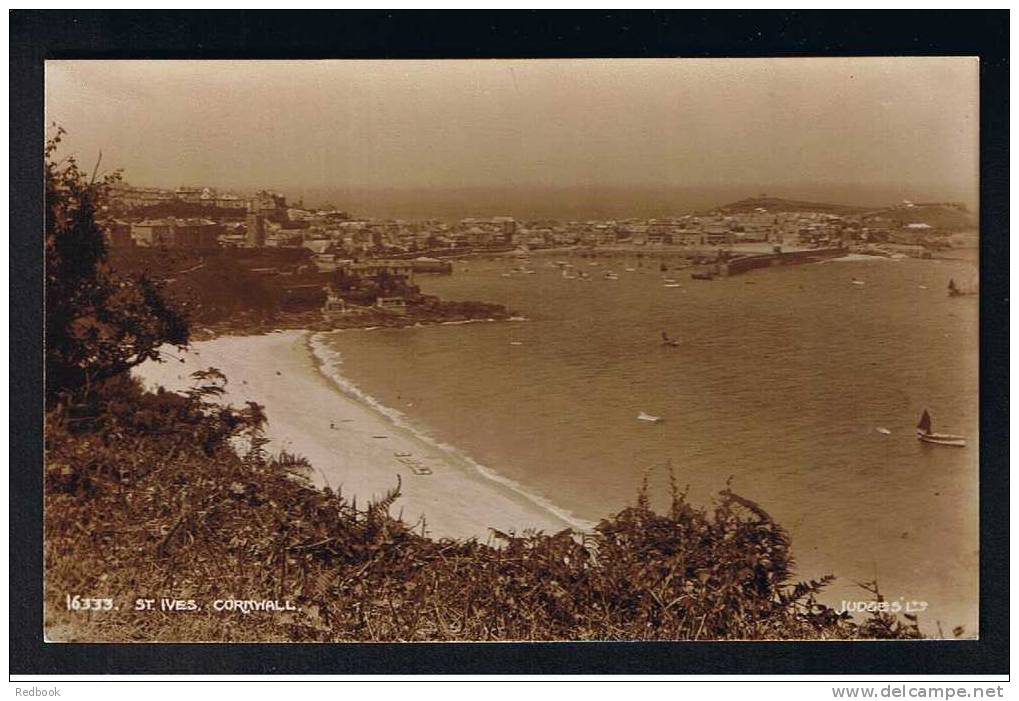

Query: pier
723,247,846,276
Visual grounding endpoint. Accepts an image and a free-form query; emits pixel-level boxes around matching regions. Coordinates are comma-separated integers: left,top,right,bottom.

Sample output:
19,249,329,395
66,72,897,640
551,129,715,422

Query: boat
660,331,680,347
664,283,682,288
604,272,619,280
916,409,966,447
637,411,663,423
875,427,892,435
851,278,865,286
395,454,434,475
948,278,978,297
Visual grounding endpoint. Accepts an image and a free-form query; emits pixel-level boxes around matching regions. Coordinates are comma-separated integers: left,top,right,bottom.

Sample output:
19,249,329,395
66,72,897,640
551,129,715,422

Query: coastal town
102,182,978,334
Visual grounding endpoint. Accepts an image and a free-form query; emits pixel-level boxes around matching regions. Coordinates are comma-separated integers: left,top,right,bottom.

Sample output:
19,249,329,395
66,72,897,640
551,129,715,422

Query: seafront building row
104,184,971,259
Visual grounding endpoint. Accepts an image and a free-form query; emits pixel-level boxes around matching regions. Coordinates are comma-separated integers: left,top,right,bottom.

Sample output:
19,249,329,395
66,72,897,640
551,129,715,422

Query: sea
313,251,980,636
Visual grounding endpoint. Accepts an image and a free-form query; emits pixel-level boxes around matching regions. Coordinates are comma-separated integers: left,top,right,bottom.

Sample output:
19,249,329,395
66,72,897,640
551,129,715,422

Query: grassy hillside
710,197,977,231
871,203,977,230
709,196,870,216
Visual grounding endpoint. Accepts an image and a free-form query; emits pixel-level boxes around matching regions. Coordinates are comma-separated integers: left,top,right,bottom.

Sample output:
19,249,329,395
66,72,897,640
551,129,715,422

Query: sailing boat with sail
916,409,967,447
948,278,978,297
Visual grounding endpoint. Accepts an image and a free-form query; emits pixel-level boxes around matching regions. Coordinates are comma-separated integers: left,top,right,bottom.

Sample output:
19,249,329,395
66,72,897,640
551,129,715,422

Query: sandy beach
135,330,581,541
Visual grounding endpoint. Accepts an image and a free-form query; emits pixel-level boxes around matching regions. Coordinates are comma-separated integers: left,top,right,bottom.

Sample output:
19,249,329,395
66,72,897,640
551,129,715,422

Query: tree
45,126,189,405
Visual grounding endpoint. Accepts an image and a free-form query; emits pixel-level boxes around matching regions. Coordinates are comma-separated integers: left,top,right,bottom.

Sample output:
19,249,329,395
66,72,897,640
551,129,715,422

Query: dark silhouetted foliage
45,127,188,405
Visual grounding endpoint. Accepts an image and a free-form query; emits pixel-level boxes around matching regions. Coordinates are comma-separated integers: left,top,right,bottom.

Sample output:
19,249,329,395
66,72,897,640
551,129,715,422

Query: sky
45,58,979,205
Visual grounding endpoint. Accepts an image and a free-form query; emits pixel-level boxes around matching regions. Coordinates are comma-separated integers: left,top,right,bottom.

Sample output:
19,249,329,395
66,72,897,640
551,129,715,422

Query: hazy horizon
46,58,979,217
268,183,977,221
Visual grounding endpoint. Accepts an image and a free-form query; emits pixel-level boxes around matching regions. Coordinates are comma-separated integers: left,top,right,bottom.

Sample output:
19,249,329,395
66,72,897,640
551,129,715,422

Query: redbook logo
14,689,61,697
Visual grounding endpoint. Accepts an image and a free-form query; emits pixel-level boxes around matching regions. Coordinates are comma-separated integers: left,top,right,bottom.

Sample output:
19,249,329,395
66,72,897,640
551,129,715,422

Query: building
702,221,734,246
249,191,288,220
131,219,174,247
321,288,351,320
108,184,175,210
131,218,221,248
173,219,222,248
343,260,414,283
103,220,135,248
458,217,517,246
214,193,248,210
175,186,215,204
375,296,407,315
246,213,266,247
492,216,517,242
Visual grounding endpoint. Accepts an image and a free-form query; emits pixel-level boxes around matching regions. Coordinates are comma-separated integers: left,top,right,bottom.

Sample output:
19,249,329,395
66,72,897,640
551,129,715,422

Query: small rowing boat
637,411,663,423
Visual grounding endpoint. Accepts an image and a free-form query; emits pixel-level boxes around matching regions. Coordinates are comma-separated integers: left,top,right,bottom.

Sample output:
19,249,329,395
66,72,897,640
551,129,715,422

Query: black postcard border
9,10,1009,676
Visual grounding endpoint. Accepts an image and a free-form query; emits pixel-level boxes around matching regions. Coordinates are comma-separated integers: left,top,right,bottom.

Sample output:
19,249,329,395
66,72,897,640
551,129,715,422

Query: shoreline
136,330,587,541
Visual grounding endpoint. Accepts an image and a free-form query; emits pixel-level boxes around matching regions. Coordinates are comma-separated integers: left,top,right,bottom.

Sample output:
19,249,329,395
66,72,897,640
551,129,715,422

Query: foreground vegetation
46,374,923,642
44,128,924,641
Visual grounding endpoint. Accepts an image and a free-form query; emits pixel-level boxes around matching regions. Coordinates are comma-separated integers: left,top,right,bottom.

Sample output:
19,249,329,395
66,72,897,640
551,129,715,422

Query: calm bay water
320,252,980,634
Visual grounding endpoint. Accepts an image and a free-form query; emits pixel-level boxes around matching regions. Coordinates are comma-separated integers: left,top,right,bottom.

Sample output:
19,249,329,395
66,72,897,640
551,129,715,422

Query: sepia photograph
36,54,988,647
